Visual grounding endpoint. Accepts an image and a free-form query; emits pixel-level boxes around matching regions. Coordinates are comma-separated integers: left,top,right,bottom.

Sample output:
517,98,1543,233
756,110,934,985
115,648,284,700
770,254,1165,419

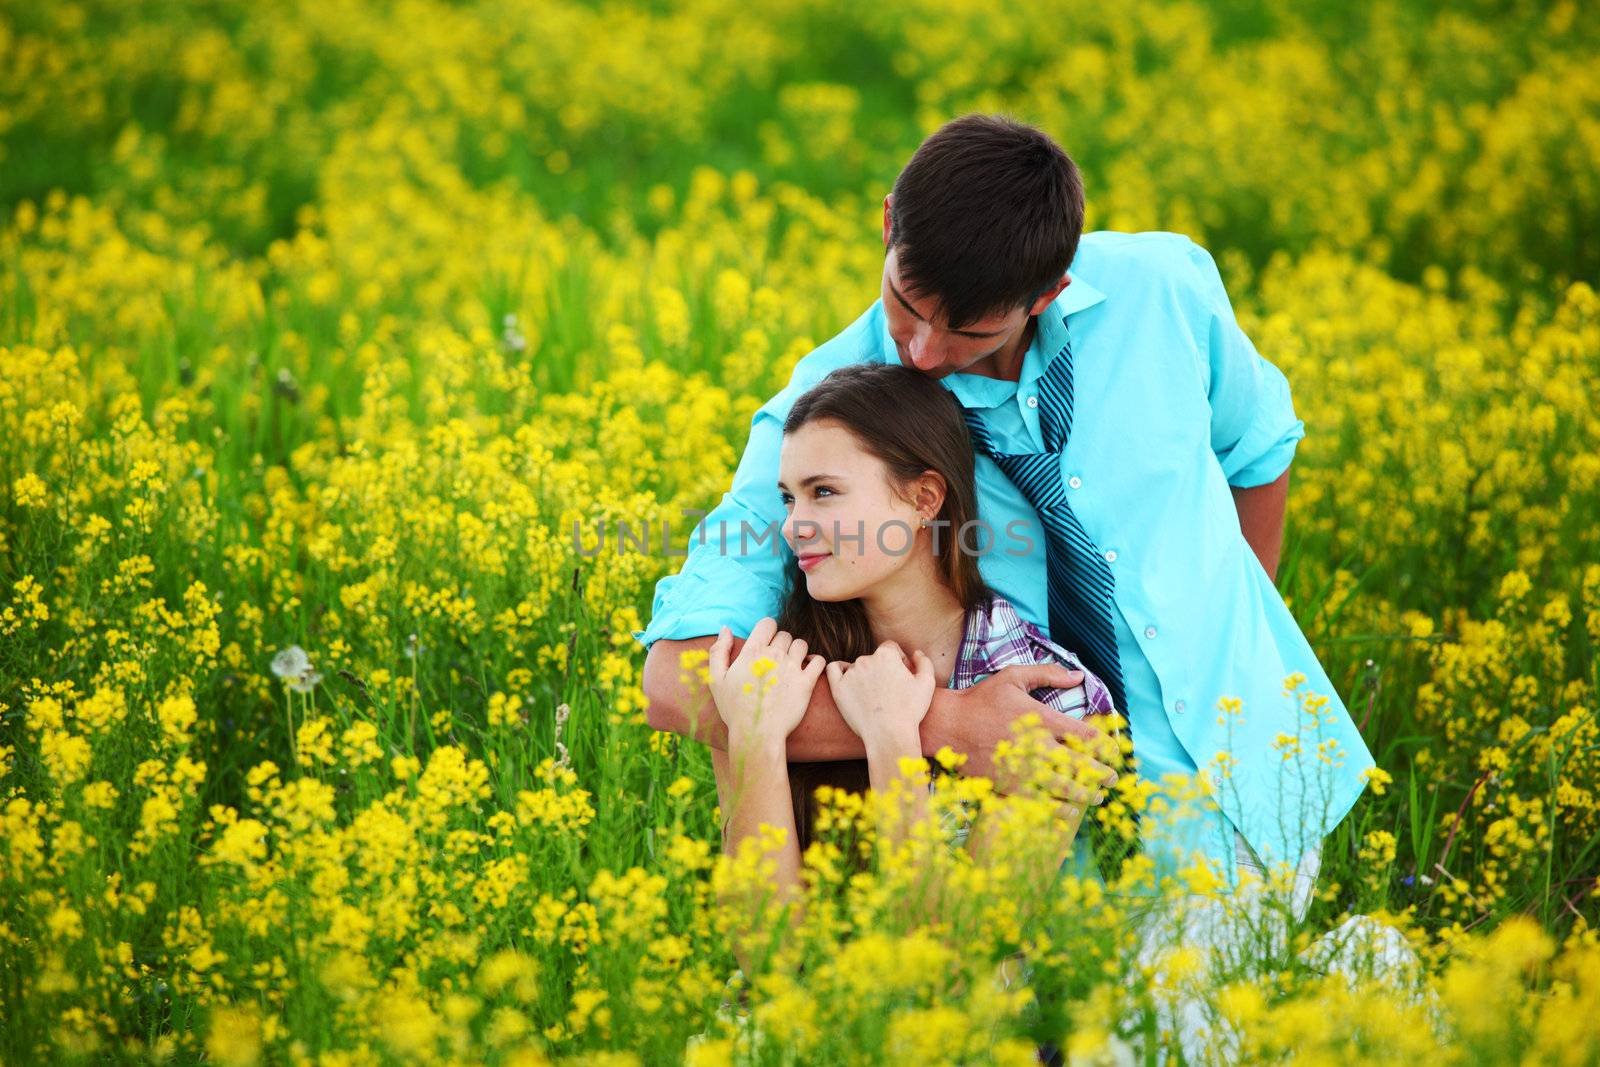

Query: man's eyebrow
887,278,1006,338
777,473,842,491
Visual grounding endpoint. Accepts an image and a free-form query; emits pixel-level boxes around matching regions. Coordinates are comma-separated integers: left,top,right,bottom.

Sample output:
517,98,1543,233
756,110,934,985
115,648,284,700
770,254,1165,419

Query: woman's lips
797,551,830,572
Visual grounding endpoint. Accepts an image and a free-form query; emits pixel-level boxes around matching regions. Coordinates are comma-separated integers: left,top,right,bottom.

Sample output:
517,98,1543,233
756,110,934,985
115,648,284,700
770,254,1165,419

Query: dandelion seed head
287,668,323,694
271,646,310,680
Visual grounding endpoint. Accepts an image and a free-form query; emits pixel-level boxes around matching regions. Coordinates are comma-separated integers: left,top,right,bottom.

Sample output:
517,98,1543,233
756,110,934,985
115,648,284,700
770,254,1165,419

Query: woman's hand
707,617,825,752
825,640,935,757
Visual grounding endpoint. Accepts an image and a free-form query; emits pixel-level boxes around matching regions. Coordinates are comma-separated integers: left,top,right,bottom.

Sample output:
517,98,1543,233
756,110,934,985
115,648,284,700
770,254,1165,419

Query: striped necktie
961,321,1138,838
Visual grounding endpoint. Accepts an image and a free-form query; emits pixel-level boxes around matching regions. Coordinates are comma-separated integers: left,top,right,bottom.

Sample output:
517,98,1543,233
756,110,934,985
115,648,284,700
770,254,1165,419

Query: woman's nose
784,511,819,548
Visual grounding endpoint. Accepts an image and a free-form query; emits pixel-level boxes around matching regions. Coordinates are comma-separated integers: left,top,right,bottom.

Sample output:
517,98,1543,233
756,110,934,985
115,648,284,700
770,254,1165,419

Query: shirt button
1025,395,1039,409
1103,549,1117,563
1144,625,1158,639
1068,475,1082,490
1174,699,1186,713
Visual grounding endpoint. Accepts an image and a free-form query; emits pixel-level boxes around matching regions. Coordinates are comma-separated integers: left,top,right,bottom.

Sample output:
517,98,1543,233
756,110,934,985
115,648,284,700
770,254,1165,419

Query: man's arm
1231,466,1290,581
1179,237,1306,502
645,635,1120,810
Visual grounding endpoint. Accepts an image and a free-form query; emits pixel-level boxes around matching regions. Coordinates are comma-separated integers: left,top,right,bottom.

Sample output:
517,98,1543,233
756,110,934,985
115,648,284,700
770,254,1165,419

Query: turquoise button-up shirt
635,230,1376,874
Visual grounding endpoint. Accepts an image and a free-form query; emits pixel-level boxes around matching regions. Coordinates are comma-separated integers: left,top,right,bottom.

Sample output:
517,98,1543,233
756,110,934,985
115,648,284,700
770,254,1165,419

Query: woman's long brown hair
774,361,994,858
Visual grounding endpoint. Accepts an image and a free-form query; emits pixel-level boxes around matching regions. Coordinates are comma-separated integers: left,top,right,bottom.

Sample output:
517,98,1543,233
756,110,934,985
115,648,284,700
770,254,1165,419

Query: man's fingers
1056,731,1122,771
1051,712,1095,739
1003,663,1084,692
997,686,1125,775
1041,704,1108,740
1070,755,1120,789
1049,775,1109,808
1047,711,1122,767
1047,741,1120,787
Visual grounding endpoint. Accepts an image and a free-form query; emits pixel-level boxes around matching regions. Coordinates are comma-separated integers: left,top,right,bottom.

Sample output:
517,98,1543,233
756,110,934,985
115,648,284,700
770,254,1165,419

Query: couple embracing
636,113,1380,1033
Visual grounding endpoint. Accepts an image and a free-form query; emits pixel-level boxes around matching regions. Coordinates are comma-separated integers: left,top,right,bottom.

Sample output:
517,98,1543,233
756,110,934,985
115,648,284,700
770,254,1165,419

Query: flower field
2,0,1599,1062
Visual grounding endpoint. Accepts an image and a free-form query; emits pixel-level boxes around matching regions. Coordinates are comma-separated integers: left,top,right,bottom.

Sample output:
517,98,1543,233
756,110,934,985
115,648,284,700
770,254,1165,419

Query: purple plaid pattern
933,593,1119,848
948,593,1118,719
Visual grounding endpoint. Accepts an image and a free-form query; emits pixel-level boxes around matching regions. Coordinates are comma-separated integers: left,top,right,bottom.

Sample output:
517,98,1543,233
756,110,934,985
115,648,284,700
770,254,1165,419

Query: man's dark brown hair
888,113,1085,330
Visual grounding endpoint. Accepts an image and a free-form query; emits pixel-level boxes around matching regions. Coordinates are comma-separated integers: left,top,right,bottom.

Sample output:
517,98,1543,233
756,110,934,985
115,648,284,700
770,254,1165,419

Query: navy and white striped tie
961,324,1136,822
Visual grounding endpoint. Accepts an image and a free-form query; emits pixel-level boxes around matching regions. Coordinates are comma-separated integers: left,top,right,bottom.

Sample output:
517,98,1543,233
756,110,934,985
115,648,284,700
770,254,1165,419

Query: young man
635,113,1375,905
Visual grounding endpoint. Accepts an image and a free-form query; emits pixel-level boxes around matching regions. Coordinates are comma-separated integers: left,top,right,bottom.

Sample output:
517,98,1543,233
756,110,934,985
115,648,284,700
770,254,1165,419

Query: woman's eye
779,492,793,506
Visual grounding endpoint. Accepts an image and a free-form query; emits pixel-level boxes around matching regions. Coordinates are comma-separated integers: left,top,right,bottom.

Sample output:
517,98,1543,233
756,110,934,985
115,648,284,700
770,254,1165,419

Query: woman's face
778,419,933,602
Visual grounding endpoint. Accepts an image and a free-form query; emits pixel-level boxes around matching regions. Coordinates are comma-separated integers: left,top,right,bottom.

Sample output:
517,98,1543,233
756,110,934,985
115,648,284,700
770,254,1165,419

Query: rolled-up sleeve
1181,237,1305,488
632,400,792,650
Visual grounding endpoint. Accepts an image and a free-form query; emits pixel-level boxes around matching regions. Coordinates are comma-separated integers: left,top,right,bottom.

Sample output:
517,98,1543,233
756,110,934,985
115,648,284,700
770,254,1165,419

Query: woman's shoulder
954,592,1048,678
976,592,1046,644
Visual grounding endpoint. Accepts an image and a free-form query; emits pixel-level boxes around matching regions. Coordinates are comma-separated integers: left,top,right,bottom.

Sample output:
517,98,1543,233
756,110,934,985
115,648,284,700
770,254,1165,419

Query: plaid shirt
936,592,1120,847
949,593,1118,718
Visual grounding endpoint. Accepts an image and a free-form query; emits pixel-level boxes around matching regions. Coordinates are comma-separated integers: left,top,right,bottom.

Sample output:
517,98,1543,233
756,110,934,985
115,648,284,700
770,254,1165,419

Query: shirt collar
939,271,1107,410
1053,270,1108,318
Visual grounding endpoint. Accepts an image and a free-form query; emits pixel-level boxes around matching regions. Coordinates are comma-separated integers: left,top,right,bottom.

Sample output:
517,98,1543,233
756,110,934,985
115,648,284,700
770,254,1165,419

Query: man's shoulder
1065,230,1217,324
1073,229,1207,282
756,300,887,419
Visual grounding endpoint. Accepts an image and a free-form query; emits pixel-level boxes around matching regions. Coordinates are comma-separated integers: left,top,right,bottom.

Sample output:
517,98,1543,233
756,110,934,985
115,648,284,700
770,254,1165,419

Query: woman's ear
914,471,947,521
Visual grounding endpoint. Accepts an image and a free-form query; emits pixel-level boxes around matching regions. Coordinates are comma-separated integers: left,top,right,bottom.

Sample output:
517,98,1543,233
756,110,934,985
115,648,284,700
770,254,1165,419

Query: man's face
880,244,1030,378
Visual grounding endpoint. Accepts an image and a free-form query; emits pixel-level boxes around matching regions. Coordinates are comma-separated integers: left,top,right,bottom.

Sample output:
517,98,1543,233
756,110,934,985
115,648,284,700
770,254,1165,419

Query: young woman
686,361,1423,1063
700,360,1124,976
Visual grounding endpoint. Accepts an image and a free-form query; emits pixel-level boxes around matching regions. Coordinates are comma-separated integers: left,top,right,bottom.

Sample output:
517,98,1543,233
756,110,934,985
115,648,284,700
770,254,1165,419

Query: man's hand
932,663,1122,809
645,635,1122,810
